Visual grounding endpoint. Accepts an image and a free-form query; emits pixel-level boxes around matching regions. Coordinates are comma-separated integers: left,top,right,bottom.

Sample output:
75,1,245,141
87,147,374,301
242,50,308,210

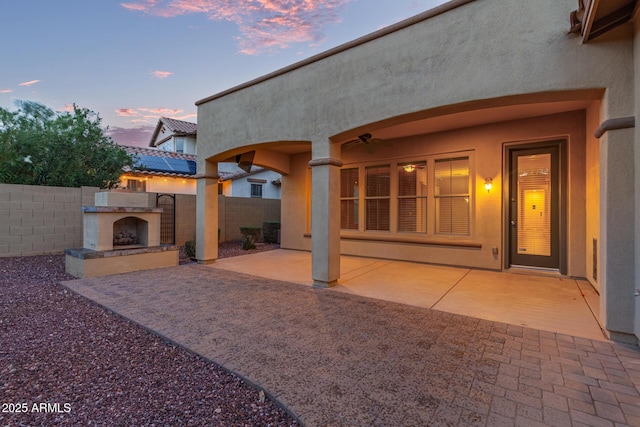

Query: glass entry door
509,145,560,269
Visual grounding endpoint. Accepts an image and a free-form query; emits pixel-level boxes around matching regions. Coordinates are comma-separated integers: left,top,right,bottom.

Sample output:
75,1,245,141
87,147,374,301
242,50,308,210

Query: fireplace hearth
65,191,179,278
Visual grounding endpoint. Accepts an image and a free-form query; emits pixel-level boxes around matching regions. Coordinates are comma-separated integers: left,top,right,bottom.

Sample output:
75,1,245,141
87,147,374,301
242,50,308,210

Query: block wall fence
0,184,99,257
0,184,281,257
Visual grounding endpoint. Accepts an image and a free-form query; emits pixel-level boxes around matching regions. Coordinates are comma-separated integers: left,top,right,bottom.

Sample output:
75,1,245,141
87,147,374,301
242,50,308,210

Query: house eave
570,0,638,42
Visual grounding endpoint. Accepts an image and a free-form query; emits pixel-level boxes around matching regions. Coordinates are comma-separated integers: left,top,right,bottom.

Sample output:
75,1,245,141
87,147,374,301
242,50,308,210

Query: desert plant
239,227,261,250
242,236,256,250
184,239,196,258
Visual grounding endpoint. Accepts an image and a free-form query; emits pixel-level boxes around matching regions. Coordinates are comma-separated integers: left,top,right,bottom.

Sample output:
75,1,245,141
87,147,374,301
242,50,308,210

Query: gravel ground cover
0,243,297,426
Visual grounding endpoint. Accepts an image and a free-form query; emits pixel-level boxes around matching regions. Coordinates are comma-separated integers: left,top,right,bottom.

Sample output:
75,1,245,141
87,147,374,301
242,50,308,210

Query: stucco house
149,117,198,155
194,0,639,343
125,118,281,199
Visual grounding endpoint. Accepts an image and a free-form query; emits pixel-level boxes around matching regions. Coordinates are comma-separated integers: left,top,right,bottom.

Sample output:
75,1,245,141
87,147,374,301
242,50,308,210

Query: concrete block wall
0,184,99,257
218,196,281,242
0,184,280,257
175,194,196,246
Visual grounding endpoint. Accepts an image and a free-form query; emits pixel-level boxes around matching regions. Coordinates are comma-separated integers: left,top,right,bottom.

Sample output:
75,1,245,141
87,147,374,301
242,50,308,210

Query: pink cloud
138,107,183,116
115,107,196,124
116,108,138,116
19,80,41,87
150,70,174,79
121,0,350,54
0,89,13,93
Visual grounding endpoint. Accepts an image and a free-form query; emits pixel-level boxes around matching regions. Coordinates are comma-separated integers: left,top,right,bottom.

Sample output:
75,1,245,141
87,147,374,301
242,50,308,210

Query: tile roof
149,117,197,147
160,117,197,135
121,145,264,180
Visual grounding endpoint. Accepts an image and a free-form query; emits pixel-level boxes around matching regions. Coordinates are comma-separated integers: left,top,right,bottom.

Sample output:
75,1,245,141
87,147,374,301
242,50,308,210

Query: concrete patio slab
432,269,604,341
212,249,605,341
62,263,640,427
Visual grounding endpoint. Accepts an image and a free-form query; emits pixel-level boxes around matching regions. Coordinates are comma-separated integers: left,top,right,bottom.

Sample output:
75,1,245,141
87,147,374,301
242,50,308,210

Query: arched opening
113,216,150,248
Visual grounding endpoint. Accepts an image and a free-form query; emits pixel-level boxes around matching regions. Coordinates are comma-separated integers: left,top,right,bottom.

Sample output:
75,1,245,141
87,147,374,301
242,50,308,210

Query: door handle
510,220,516,227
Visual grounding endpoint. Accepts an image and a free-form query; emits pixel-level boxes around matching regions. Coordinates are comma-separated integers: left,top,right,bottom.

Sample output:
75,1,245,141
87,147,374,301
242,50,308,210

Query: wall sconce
403,164,416,173
484,177,493,192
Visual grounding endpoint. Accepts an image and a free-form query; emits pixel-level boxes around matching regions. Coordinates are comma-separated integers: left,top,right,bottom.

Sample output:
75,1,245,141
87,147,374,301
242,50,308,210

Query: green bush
239,227,261,250
262,221,281,244
242,236,256,250
184,240,196,258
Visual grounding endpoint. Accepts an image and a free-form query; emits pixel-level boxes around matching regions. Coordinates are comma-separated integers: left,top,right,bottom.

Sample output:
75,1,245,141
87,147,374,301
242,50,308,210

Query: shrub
262,221,281,244
239,227,261,250
242,236,256,250
184,240,196,258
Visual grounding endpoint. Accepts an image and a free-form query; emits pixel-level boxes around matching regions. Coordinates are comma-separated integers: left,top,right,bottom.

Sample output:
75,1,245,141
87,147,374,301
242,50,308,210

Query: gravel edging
0,249,298,426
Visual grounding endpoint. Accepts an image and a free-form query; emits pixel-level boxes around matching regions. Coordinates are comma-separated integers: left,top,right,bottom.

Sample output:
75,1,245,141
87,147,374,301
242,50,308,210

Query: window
398,162,427,232
159,140,174,152
340,152,473,237
434,157,470,235
365,165,390,231
250,183,263,198
126,179,146,192
340,168,359,229
175,138,184,153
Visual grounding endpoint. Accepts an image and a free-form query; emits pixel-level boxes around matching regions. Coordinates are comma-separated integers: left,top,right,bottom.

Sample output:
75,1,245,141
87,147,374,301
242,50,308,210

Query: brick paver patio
62,264,640,426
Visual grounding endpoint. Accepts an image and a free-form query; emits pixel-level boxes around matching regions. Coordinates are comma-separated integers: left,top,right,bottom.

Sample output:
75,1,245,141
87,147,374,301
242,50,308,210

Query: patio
61,256,640,426
211,249,605,341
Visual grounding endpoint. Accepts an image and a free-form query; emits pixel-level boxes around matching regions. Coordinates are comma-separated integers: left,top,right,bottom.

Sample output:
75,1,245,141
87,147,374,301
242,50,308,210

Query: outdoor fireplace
113,217,147,248
65,191,178,278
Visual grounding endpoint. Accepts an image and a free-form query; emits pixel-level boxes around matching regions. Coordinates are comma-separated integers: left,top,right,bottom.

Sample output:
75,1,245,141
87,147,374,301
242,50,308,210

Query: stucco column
309,140,342,288
598,126,636,342
196,159,219,264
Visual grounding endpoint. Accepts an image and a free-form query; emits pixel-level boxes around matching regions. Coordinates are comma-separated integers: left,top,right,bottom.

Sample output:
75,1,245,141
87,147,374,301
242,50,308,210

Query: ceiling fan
342,133,392,154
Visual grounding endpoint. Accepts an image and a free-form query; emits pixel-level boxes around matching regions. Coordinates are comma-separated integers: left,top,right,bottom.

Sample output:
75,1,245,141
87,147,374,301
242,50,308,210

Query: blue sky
1,0,447,147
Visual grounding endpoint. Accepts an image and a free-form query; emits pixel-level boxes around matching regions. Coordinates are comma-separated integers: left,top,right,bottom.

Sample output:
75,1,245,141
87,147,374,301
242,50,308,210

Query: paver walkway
62,265,640,426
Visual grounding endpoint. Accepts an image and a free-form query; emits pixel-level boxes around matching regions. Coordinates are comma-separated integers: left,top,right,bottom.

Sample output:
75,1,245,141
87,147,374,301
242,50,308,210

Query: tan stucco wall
197,0,633,164
195,0,638,337
280,152,312,251
281,111,588,273
65,249,178,278
341,110,586,274
585,102,601,291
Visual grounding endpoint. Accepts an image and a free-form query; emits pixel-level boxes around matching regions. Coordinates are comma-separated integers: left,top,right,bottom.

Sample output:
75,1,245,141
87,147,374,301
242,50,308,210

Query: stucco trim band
304,233,482,248
308,158,344,167
594,116,635,138
342,235,482,248
195,0,476,106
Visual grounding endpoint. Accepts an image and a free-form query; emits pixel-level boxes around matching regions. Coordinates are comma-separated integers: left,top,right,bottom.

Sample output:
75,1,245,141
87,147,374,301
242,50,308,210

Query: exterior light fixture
484,177,493,192
404,164,416,173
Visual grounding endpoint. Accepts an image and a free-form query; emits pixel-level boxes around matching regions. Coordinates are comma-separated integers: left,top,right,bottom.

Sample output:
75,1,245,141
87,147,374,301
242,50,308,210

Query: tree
0,101,134,189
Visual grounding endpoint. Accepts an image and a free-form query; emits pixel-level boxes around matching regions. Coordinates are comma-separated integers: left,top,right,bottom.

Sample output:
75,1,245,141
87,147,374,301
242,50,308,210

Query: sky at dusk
1,0,448,147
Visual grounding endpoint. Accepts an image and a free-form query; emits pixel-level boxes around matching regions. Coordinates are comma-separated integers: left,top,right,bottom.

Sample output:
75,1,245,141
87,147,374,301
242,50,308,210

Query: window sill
303,233,482,248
